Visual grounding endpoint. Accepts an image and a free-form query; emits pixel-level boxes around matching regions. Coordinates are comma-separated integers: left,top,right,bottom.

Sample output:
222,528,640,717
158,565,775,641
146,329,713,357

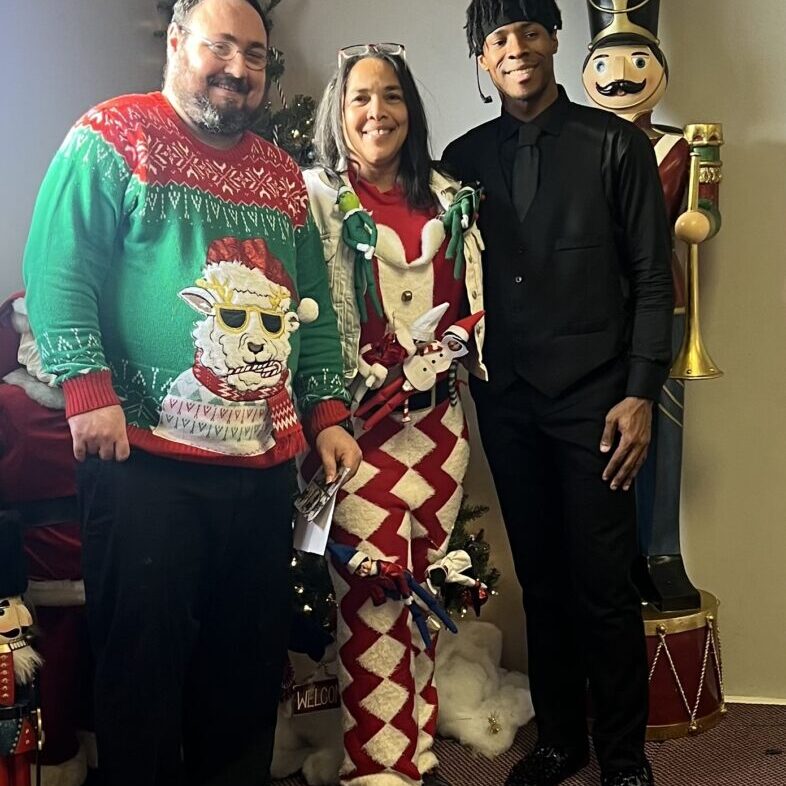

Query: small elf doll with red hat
0,515,43,786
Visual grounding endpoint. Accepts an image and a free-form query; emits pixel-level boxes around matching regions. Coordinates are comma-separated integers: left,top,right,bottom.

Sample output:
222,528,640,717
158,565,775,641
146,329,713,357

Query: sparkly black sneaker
601,763,654,786
505,745,590,786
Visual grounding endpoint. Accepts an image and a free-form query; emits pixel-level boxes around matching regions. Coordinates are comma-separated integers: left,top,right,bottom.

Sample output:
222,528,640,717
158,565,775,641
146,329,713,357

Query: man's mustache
596,79,646,97
208,75,250,94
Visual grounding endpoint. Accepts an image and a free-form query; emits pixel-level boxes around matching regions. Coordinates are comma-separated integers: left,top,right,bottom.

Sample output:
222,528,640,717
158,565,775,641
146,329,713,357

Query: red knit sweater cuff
303,399,352,445
62,370,121,419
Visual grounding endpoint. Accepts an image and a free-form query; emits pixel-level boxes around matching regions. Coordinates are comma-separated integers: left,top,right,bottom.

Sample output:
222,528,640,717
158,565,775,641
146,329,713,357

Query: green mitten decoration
441,184,484,279
337,186,383,321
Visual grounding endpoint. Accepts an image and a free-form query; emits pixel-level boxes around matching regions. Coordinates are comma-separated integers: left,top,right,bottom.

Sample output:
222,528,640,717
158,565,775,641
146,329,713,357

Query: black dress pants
77,451,294,786
471,360,648,773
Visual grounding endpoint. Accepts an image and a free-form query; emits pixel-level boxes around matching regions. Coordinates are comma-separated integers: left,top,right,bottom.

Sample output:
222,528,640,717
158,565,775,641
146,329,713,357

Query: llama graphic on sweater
153,237,318,457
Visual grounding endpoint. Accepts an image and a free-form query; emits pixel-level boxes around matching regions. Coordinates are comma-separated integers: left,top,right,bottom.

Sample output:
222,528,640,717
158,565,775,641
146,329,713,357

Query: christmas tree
156,0,317,163
442,498,501,617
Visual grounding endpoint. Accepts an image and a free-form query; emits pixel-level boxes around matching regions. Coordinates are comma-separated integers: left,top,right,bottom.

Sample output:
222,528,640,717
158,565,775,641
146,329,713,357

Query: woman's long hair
312,52,435,211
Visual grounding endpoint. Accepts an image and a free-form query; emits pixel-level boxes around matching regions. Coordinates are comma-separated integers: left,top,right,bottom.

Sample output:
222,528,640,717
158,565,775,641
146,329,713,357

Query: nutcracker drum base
644,590,726,741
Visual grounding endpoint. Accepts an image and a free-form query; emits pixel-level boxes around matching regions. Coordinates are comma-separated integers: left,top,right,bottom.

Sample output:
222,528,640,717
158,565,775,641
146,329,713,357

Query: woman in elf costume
303,44,487,786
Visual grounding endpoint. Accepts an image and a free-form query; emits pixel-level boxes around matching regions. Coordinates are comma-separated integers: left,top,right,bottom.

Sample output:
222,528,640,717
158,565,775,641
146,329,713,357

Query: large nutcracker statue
582,0,723,612
583,0,727,740
0,515,43,786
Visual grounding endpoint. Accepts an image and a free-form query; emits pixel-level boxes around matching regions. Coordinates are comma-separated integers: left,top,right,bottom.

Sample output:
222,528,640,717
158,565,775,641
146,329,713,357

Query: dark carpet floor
274,704,786,786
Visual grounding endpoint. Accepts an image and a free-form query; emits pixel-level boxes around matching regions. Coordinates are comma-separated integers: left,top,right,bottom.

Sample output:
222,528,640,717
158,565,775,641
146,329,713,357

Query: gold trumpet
670,133,723,380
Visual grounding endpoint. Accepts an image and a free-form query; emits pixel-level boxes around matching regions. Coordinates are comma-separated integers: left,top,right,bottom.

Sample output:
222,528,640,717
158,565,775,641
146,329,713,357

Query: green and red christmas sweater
23,92,350,467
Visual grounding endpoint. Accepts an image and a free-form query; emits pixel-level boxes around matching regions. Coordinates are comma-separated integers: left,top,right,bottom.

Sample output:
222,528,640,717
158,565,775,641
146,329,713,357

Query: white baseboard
726,695,786,706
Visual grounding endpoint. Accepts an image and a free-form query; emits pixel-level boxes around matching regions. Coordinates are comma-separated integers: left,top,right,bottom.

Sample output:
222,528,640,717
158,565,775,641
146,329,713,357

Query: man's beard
170,59,256,136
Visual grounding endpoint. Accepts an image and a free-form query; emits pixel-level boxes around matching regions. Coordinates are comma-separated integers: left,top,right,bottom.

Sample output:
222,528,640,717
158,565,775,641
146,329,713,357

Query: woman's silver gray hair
312,70,348,176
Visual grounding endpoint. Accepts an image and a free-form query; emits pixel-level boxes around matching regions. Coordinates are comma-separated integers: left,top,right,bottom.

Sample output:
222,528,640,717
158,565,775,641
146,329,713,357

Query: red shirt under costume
349,173,466,347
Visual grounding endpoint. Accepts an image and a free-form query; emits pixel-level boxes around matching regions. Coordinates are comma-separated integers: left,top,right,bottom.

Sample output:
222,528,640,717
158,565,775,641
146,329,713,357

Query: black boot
601,762,654,786
505,745,590,786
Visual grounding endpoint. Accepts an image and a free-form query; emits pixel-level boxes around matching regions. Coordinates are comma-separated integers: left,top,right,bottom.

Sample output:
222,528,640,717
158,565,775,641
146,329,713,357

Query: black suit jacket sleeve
610,125,674,400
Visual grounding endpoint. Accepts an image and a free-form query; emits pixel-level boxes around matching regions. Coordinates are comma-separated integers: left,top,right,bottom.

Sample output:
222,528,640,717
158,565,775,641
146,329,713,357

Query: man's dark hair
171,0,271,38
583,36,669,80
465,0,562,56
312,53,435,212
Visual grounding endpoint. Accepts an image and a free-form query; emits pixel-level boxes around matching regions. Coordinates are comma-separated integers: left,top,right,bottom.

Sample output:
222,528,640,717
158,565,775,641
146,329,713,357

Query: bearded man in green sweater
22,1,361,784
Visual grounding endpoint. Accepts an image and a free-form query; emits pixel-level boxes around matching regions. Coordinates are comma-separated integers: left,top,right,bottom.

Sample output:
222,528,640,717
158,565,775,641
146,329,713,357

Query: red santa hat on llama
205,236,319,324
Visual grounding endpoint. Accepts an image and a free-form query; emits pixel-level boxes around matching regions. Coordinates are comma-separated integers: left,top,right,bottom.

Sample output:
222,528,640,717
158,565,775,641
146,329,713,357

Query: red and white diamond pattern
330,400,469,785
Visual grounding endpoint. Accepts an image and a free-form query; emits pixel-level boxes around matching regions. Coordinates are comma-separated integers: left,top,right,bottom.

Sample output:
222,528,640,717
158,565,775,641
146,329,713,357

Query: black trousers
471,360,648,773
77,451,294,786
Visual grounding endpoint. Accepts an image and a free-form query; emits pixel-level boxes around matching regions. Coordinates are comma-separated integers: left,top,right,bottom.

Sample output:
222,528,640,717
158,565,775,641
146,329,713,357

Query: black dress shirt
498,88,567,198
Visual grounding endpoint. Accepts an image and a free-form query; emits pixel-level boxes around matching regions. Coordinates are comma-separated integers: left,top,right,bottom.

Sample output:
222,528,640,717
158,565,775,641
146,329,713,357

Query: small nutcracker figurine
0,514,43,786
583,0,723,611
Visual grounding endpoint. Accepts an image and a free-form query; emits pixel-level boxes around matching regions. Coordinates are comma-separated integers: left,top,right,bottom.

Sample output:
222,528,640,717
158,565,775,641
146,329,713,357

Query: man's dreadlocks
465,0,563,56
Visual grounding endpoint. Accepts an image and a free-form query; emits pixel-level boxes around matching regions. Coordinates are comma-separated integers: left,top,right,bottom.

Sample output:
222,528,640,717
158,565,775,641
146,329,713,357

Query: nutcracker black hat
587,0,660,50
0,513,28,598
584,0,668,76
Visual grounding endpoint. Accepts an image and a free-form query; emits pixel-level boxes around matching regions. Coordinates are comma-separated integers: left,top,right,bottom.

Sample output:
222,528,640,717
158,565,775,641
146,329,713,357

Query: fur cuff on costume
38,747,88,786
416,750,439,775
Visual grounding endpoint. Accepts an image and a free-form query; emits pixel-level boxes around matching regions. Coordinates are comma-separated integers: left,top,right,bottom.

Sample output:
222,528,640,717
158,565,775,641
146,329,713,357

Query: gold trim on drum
646,705,726,741
643,590,719,636
645,590,726,740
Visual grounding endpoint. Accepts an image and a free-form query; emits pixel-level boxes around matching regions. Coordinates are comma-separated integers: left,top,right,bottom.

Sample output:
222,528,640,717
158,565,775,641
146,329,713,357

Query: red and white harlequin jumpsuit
306,168,485,786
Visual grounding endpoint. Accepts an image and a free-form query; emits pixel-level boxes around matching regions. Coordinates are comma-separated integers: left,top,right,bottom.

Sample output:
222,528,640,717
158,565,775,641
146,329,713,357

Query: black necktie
511,124,541,223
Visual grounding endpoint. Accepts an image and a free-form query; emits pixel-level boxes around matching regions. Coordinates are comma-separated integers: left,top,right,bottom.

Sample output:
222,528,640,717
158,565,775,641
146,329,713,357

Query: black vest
443,98,671,398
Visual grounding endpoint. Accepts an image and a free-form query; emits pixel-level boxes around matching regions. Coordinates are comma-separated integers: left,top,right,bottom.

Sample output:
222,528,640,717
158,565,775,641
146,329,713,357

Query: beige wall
0,0,164,294
274,0,786,701
658,2,786,702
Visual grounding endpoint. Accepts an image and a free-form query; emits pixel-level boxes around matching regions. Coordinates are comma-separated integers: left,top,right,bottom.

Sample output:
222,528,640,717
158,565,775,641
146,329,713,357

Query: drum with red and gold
644,590,725,740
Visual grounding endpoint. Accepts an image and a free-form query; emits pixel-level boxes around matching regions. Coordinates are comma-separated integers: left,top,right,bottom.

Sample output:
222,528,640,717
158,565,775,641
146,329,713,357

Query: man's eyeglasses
179,25,269,71
338,43,406,67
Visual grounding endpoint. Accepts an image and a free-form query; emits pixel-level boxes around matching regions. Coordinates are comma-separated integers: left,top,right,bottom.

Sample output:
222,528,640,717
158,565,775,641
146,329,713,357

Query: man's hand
315,425,362,484
600,397,654,491
67,405,130,462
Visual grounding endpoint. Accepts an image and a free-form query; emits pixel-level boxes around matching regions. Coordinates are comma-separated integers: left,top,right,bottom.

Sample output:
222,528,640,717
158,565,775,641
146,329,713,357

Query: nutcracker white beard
5,645,42,686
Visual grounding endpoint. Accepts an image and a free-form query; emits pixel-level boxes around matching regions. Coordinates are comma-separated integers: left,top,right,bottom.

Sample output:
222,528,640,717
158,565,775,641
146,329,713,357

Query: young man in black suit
442,2,673,785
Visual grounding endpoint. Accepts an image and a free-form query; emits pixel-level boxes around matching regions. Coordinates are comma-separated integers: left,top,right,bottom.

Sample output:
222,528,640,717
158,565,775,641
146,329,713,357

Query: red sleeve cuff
62,370,121,419
303,399,351,446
